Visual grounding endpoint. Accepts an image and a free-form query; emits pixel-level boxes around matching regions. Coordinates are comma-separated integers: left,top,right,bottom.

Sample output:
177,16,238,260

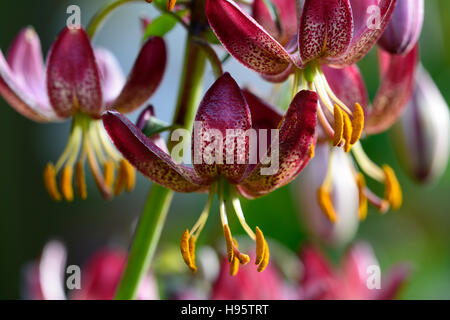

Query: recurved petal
0,52,57,122
112,36,166,114
95,48,125,106
298,0,353,64
206,0,293,76
252,0,298,44
322,64,369,113
47,27,103,118
192,73,252,184
7,27,49,108
103,110,207,193
326,0,397,66
378,0,424,55
238,90,318,199
365,44,418,134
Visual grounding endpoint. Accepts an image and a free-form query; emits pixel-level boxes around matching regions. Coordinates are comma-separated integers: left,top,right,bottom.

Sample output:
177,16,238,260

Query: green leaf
142,14,178,40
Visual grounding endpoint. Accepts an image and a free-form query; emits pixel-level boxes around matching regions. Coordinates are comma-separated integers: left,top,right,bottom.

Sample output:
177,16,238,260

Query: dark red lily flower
24,241,157,300
300,243,410,300
103,72,318,275
0,26,166,201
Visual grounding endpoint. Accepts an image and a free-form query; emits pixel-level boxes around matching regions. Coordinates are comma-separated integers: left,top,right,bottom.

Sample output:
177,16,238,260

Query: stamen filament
190,190,215,239
352,142,385,182
317,68,353,115
231,189,256,241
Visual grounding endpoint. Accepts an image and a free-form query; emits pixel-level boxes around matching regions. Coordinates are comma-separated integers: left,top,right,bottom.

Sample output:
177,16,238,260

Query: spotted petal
47,27,103,118
192,73,252,184
365,44,418,134
327,0,397,66
206,0,293,76
103,110,207,193
0,28,57,122
112,36,167,114
298,0,353,64
238,90,318,199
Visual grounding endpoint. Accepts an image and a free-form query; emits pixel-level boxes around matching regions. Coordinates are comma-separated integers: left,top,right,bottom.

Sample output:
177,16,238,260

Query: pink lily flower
24,241,158,300
300,243,410,300
0,26,166,201
103,72,318,275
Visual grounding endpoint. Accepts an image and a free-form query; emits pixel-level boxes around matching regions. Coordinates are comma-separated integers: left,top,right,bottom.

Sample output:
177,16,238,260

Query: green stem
86,0,141,39
114,0,207,300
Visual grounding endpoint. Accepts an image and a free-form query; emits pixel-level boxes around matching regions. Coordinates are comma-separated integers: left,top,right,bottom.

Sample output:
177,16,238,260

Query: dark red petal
243,89,283,130
192,73,252,183
103,110,207,193
322,64,369,112
47,27,103,118
252,0,298,44
238,90,318,198
327,0,397,66
113,36,166,113
299,0,353,64
206,0,292,76
365,45,418,134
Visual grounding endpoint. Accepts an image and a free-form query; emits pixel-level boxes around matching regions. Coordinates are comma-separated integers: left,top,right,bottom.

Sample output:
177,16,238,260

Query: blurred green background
0,0,449,299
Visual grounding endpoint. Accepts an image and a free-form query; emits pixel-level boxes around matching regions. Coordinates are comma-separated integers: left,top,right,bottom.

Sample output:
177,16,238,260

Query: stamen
317,186,338,222
229,253,240,276
352,142,385,182
317,68,353,115
342,112,353,153
333,105,344,146
104,160,115,189
75,161,87,200
255,227,265,265
356,173,368,221
43,163,61,201
317,100,335,139
257,241,270,272
120,160,136,192
189,235,197,270
167,0,176,11
363,186,390,214
350,103,365,145
231,194,256,240
223,224,234,263
85,137,112,200
60,166,74,202
308,141,315,159
114,164,126,196
180,229,197,273
382,165,403,210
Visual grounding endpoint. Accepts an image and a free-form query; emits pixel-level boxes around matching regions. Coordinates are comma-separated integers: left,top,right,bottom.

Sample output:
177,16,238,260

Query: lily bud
296,144,359,247
390,66,450,183
378,0,424,55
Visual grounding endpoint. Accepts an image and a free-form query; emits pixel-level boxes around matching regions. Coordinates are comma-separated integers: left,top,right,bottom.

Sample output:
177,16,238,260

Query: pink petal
252,0,298,44
298,0,353,64
375,264,410,300
206,0,293,76
47,27,103,118
0,28,57,122
238,90,318,198
322,64,369,113
327,0,397,66
112,36,166,114
365,45,418,134
192,73,252,183
94,48,125,106
103,110,208,193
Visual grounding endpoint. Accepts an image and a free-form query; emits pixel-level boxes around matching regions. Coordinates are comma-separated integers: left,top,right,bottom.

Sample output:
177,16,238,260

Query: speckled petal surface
46,27,103,118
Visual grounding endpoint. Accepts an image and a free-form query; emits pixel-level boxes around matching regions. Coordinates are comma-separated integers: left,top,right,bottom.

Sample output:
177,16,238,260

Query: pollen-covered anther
75,162,87,200
43,163,61,201
121,159,136,192
356,173,368,221
382,165,403,210
342,112,353,153
350,103,365,145
167,0,176,11
317,186,338,223
103,160,115,189
223,224,234,263
333,105,344,146
180,229,197,273
255,227,270,272
308,141,316,159
61,166,74,202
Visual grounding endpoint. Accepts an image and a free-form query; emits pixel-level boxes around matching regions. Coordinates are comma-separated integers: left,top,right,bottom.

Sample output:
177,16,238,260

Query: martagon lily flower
0,26,166,201
103,72,318,275
206,0,419,222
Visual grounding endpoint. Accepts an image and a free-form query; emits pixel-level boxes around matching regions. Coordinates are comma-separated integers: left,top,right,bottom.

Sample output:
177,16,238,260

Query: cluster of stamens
43,113,135,201
294,63,403,222
179,179,270,276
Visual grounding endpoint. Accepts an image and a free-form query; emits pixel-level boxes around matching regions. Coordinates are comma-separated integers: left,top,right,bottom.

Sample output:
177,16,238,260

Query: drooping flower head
0,26,166,200
103,73,318,275
206,0,420,223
